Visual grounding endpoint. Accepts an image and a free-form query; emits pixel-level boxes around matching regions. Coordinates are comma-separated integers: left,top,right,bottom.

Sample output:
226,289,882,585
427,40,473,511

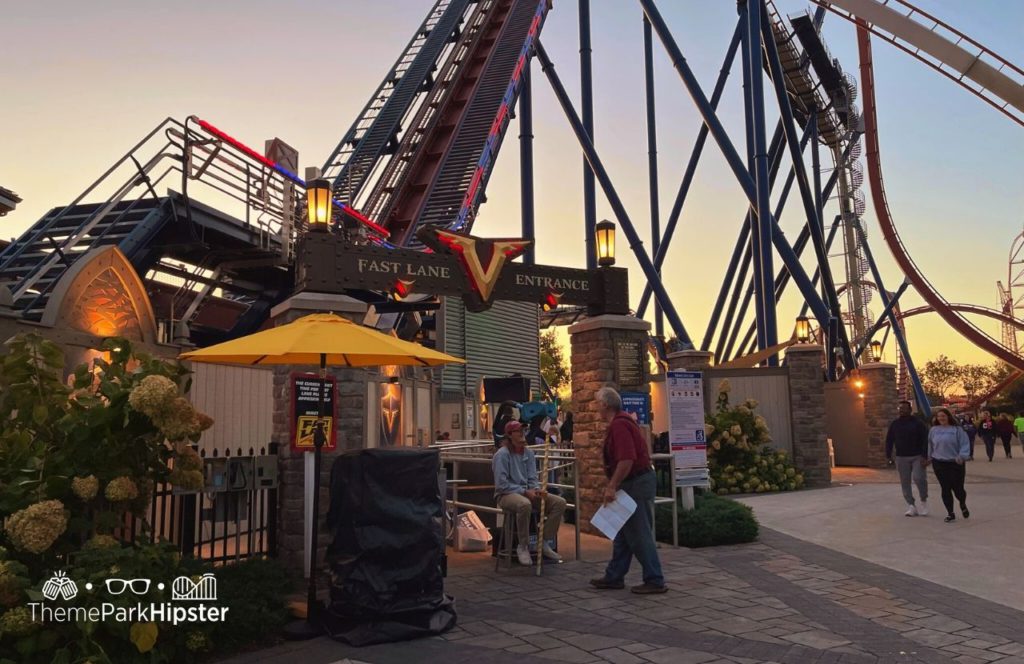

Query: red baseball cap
504,421,523,435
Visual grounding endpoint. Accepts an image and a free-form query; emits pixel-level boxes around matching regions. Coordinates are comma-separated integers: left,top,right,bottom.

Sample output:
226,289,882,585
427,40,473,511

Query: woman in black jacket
977,410,998,462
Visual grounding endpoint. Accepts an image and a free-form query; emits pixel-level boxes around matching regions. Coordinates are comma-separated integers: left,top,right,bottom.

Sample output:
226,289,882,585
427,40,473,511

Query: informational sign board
620,391,651,426
667,371,707,478
616,339,644,387
291,374,337,452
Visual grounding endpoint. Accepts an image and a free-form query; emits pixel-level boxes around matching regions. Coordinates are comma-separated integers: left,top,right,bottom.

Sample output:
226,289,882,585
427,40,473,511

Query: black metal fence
116,445,278,564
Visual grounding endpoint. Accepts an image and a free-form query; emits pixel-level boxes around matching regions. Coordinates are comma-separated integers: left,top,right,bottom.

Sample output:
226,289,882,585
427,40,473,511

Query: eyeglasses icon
105,578,151,595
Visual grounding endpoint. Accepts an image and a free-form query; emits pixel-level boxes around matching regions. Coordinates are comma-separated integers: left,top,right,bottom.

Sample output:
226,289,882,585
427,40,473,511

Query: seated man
492,421,566,565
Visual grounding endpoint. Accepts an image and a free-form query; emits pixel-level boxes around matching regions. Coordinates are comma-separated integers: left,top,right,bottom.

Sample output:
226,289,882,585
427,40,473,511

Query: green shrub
208,558,294,654
656,492,759,548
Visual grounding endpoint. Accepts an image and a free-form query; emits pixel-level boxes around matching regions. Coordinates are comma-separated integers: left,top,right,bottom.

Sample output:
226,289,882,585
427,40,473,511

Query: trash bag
322,448,456,645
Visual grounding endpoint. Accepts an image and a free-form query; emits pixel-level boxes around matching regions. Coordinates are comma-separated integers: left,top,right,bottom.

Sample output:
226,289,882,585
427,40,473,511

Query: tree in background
959,363,998,405
540,330,570,397
920,354,961,403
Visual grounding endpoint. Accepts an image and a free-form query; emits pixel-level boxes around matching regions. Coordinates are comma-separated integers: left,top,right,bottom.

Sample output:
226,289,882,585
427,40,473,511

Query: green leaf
129,621,158,653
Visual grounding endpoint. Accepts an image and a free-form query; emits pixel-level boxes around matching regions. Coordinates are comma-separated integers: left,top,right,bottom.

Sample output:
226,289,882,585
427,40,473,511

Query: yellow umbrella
179,312,464,367
178,312,463,630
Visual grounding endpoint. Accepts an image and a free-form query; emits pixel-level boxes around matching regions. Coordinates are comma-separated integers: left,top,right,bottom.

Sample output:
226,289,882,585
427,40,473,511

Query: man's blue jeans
603,470,664,587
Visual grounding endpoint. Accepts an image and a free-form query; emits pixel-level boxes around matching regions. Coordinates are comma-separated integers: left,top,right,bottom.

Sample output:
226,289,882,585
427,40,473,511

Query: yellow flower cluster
0,606,37,637
83,534,121,551
0,561,28,607
718,379,731,394
105,476,139,502
5,500,67,554
729,424,742,436
128,376,214,442
169,467,205,492
72,475,99,501
128,376,179,417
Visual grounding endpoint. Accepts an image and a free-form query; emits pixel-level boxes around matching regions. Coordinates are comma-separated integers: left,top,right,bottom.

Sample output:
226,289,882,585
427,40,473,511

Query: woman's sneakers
961,506,970,519
944,513,956,523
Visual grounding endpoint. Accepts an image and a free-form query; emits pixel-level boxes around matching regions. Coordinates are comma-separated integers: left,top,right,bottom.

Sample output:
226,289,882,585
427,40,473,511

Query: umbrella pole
308,354,327,620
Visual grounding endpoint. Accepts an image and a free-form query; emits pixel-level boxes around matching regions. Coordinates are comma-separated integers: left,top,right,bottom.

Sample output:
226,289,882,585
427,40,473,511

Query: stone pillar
860,362,897,468
784,345,830,487
568,314,651,532
666,349,714,371
270,293,369,576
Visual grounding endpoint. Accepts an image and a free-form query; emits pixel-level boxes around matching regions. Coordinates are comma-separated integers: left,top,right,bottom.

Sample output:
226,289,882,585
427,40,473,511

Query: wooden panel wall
705,368,793,455
189,363,274,456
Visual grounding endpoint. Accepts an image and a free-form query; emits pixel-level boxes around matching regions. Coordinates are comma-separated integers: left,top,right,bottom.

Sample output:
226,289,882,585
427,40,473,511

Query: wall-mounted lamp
596,219,616,267
869,340,883,363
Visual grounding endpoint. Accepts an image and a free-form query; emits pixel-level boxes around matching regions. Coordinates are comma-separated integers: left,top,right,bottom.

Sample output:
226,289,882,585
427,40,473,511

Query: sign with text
290,374,337,452
620,392,651,426
667,371,707,475
296,232,628,314
615,339,644,388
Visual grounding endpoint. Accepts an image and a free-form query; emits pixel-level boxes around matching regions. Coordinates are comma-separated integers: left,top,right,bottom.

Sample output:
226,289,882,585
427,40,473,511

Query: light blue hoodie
928,425,970,461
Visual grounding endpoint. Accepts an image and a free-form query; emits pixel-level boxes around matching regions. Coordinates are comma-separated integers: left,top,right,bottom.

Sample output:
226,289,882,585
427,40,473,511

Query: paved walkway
220,523,1024,664
738,457,1024,612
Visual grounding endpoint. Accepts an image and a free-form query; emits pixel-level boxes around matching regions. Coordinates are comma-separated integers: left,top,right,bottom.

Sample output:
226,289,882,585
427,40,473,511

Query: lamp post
795,316,810,344
869,340,883,363
596,219,616,267
306,178,333,232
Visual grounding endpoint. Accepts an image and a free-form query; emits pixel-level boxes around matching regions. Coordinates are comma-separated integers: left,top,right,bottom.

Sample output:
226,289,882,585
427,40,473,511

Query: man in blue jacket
493,421,565,565
885,400,930,517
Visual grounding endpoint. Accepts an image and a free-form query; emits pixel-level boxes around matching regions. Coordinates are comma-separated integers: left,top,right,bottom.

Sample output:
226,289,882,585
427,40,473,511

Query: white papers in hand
590,490,637,540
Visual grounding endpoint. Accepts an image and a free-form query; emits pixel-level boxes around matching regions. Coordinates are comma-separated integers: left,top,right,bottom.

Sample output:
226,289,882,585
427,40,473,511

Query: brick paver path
220,528,1024,664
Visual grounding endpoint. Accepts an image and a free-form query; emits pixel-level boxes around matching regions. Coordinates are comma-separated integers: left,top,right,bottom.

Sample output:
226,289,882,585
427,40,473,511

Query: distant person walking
589,387,666,594
885,400,930,517
977,411,998,462
929,408,970,523
961,415,977,461
995,413,1015,459
559,410,574,448
1014,413,1024,455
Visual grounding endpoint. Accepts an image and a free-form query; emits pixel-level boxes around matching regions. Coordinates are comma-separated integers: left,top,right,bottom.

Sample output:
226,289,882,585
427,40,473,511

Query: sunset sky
2,0,1022,367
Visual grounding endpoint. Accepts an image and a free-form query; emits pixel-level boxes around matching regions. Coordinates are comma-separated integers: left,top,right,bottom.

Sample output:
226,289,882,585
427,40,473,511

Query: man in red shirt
589,387,667,594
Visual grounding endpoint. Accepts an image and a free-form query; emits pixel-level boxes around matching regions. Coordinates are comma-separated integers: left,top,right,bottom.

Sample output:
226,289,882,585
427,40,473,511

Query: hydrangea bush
0,334,226,662
705,380,804,495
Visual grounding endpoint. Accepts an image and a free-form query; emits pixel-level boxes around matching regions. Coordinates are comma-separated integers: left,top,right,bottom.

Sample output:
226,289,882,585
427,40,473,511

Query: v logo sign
434,230,530,302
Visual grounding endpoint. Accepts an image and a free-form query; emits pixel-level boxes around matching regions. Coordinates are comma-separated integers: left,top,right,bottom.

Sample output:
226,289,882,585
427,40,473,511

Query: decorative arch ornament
41,246,158,344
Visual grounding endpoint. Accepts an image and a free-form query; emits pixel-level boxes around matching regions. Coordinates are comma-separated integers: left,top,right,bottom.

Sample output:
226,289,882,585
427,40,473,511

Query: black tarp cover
322,448,456,645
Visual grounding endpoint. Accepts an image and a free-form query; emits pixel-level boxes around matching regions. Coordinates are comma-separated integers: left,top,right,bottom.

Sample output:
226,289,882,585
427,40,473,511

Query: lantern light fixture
596,219,616,267
869,340,883,363
795,316,811,344
306,178,333,230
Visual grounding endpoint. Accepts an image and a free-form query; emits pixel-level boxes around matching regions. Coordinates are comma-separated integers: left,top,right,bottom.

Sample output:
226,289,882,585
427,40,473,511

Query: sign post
667,371,709,496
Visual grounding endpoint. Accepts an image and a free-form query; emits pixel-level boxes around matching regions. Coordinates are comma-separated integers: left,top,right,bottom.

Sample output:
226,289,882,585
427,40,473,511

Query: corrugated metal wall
704,368,793,455
439,296,541,398
189,363,274,456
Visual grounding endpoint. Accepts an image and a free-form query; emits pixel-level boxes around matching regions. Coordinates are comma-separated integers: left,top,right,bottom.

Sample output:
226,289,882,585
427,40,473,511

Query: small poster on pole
667,371,708,483
291,373,338,452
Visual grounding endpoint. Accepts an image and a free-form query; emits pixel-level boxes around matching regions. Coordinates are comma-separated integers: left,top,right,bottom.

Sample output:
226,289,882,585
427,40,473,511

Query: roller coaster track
849,4,1024,372
813,0,1024,127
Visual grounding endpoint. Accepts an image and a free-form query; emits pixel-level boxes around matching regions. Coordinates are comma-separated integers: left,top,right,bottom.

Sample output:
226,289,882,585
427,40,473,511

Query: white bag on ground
455,510,492,552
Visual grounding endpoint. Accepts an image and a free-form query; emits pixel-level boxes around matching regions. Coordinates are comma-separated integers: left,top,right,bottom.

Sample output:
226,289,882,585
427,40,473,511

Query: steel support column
857,227,931,415
580,0,597,270
638,0,831,327
536,41,692,344
520,65,536,265
853,280,911,362
636,19,744,318
643,16,664,337
759,5,852,375
745,0,778,362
